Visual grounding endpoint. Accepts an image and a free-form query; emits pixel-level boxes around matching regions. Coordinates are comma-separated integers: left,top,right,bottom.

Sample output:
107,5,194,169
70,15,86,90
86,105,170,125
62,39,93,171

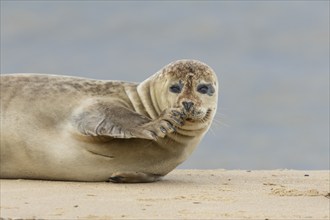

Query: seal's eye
197,85,208,94
169,84,182,93
197,84,215,96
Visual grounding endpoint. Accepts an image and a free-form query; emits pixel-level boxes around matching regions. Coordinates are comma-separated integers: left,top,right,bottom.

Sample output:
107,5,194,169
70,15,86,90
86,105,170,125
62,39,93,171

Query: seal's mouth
184,108,212,123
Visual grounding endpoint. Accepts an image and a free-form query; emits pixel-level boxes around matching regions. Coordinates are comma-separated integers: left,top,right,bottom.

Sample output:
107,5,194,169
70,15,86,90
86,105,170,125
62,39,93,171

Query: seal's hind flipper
108,172,162,183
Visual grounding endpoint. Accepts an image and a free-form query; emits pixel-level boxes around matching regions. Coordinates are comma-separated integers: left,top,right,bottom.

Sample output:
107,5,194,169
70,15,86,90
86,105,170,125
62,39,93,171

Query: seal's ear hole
169,84,182,94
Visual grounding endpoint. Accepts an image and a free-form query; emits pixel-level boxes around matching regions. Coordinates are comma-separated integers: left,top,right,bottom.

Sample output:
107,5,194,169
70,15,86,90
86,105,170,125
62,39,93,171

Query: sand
0,169,329,219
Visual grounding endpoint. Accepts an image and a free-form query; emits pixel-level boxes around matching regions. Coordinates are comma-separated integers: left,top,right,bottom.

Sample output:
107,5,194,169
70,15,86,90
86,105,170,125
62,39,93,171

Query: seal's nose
182,101,194,111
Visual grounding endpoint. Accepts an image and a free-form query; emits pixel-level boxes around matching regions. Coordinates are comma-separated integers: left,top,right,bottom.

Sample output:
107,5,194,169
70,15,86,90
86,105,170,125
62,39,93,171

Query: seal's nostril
182,101,194,111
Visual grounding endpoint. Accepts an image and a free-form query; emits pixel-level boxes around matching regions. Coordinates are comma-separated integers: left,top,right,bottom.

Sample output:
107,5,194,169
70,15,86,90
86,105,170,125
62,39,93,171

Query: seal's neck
136,75,162,119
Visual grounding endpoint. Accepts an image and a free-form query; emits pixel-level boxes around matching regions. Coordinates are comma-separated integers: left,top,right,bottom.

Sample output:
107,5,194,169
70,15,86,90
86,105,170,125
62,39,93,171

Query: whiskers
213,112,226,127
207,110,228,136
161,108,227,144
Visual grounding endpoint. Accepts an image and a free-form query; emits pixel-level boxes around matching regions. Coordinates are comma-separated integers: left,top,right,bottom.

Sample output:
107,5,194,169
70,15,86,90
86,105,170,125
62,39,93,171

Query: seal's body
0,60,218,182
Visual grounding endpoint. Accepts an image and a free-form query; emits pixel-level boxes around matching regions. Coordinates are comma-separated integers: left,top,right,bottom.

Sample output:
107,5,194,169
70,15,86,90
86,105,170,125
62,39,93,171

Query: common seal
0,59,218,183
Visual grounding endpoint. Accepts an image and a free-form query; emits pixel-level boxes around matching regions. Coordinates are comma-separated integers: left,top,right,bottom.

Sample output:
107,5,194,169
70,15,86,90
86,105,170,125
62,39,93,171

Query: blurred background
1,1,329,170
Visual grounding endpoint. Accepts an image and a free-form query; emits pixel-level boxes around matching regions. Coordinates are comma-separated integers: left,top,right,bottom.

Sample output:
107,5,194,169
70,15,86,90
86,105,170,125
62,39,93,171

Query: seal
0,59,218,183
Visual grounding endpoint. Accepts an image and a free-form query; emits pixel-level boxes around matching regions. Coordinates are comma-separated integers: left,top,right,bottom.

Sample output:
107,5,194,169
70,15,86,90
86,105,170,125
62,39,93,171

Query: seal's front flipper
71,100,186,141
138,108,186,140
108,172,162,183
71,101,153,139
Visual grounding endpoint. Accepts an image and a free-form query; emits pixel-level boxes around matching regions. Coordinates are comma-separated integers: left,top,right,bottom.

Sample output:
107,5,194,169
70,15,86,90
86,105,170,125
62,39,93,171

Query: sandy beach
1,169,329,219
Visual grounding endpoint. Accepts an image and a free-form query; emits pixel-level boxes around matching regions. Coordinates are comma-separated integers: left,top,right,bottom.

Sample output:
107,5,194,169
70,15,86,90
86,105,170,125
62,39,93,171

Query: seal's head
140,60,218,126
